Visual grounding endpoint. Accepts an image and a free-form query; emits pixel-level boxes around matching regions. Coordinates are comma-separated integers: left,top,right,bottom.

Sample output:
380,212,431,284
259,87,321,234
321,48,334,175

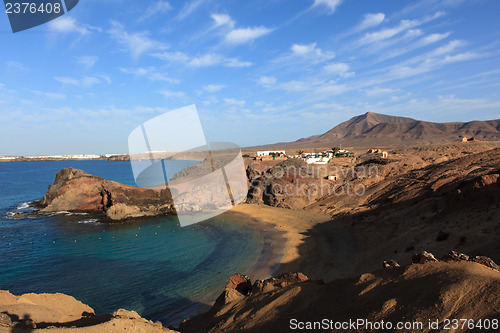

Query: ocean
0,160,267,325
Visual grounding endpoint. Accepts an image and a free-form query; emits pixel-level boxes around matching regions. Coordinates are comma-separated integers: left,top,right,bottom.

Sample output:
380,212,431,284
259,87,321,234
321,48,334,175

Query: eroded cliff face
39,168,175,220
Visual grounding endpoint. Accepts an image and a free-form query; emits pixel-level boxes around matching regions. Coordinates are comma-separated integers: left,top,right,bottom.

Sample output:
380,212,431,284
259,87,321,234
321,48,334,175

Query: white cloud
258,76,277,87
119,67,178,83
290,43,335,63
75,56,98,70
291,43,317,56
95,74,112,85
312,0,343,14
6,61,28,73
153,52,252,68
224,58,253,67
279,80,311,92
419,32,451,46
189,54,221,67
225,26,273,45
49,17,98,35
54,75,110,87
108,21,166,59
32,90,66,100
176,0,206,21
54,77,79,85
211,13,235,29
151,51,190,63
357,13,386,31
442,52,480,63
358,12,445,46
158,90,185,98
224,98,246,107
359,19,419,45
323,62,354,77
363,87,400,96
203,84,224,93
138,1,172,22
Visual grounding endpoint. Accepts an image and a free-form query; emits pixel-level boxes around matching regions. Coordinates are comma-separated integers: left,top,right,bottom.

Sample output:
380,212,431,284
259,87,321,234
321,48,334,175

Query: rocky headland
39,168,175,220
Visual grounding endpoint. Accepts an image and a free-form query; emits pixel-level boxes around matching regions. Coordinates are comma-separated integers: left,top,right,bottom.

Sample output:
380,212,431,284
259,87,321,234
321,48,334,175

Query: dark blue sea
0,160,267,326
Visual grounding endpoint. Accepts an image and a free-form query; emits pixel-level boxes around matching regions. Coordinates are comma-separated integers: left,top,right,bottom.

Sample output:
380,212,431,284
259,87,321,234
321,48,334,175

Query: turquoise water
0,161,265,325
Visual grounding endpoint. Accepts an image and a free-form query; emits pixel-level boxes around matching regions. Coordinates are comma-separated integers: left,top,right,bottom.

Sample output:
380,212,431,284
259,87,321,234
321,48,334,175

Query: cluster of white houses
255,149,352,164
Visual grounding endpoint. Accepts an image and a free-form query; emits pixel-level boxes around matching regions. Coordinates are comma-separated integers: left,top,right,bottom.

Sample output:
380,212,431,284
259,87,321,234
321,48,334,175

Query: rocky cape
39,168,175,220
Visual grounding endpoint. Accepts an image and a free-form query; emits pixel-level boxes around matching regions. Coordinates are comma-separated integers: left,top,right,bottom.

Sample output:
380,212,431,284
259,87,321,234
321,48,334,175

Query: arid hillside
180,255,500,333
255,112,500,149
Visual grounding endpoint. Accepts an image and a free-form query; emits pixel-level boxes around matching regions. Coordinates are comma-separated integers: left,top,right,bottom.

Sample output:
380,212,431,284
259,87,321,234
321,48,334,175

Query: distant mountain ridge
257,112,500,149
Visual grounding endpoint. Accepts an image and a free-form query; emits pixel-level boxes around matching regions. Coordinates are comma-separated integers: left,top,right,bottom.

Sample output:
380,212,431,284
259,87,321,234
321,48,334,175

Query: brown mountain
258,112,500,149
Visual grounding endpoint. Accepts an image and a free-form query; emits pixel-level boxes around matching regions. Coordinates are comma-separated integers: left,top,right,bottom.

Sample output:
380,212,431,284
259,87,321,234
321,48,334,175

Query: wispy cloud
176,0,206,21
137,1,172,23
152,51,252,68
289,42,335,63
323,62,354,77
224,26,273,45
258,76,277,87
49,17,99,35
355,13,386,32
211,13,235,29
312,0,343,14
119,67,178,83
224,98,246,107
75,56,98,70
108,21,167,59
362,87,400,96
379,32,451,61
357,12,445,46
203,84,224,93
158,90,185,98
54,75,110,87
32,90,66,100
6,61,28,73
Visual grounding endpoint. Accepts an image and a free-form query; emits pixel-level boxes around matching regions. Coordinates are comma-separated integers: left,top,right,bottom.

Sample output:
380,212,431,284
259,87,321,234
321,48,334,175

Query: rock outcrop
0,290,176,332
246,159,330,209
39,168,175,220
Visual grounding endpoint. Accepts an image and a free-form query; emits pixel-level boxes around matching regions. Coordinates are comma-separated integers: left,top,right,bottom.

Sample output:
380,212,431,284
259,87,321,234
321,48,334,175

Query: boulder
441,251,469,262
383,260,400,268
469,256,500,271
225,274,251,295
412,251,438,263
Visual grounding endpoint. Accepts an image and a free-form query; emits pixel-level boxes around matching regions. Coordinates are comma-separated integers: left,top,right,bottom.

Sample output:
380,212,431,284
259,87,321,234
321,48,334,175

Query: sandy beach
231,204,360,281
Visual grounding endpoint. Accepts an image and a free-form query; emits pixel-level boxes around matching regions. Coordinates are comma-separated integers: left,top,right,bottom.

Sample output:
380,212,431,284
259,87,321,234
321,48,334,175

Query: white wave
16,201,36,210
78,218,101,224
50,211,89,216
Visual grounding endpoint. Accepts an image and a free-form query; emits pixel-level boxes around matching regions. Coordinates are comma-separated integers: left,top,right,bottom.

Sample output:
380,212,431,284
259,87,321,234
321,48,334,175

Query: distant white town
0,154,118,161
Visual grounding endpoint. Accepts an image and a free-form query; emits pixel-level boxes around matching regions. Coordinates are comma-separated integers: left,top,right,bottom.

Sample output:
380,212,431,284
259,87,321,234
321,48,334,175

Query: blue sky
1,0,500,155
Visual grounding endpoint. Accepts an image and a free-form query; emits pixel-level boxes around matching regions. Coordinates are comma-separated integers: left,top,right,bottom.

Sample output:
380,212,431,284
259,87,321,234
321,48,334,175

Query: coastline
230,204,331,274
230,204,361,281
